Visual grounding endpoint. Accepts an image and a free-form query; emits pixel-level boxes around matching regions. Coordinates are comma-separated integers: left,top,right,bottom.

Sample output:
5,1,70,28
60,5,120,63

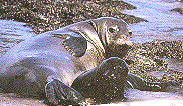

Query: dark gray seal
0,17,132,105
0,17,175,105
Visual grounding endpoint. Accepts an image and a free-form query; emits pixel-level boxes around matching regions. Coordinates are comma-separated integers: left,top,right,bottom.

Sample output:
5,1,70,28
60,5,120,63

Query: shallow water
122,0,183,44
162,58,183,72
0,20,35,57
0,20,35,39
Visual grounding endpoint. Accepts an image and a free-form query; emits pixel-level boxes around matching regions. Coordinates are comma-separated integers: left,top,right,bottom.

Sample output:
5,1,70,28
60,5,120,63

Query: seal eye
129,31,132,36
109,28,115,33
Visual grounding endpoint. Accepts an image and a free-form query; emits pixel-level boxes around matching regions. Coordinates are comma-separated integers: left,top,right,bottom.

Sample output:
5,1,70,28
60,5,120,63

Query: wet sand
1,90,183,106
0,93,46,106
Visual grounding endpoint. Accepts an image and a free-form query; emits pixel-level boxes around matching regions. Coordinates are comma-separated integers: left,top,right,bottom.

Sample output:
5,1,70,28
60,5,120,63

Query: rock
0,0,147,34
171,8,183,14
124,40,183,83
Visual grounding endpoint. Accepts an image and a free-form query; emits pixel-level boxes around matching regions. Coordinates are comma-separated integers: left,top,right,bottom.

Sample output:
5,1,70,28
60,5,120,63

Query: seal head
88,17,133,58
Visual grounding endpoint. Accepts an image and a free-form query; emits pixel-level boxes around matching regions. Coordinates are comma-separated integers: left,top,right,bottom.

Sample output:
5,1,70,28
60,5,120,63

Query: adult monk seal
0,17,132,105
0,17,175,105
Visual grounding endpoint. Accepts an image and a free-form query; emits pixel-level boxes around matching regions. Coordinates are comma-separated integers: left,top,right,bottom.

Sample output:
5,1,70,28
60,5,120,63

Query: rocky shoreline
124,40,183,83
171,8,183,14
0,0,147,34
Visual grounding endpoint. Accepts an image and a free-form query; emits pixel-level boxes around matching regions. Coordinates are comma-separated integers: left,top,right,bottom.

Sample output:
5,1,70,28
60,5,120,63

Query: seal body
0,17,132,105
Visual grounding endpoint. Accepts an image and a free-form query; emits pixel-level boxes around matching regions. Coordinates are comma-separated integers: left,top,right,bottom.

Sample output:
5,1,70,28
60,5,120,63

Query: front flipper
52,31,87,57
45,79,85,105
126,73,180,92
62,36,87,57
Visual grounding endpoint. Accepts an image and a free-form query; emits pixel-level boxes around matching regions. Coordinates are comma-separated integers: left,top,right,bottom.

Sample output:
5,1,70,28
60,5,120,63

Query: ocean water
122,0,183,43
0,20,35,57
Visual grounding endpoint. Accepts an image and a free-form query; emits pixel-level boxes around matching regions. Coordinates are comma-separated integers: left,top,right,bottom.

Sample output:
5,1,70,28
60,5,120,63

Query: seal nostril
128,29,132,36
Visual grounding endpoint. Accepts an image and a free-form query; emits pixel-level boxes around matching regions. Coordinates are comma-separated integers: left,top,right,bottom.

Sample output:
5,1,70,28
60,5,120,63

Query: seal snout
116,35,133,47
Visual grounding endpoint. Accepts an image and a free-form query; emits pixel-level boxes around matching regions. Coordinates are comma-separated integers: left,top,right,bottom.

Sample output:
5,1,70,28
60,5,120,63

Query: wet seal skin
0,17,178,105
71,57,129,104
0,17,133,105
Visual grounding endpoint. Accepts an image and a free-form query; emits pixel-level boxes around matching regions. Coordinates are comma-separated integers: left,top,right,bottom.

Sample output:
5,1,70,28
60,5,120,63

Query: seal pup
0,17,132,105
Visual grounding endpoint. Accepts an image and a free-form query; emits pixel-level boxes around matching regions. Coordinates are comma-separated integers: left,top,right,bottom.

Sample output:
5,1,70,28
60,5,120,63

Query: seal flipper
62,36,87,57
52,31,87,57
126,73,180,92
45,79,85,105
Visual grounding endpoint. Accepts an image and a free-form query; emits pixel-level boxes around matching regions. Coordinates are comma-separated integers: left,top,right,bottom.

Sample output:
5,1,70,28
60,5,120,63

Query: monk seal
0,17,176,105
0,17,132,105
